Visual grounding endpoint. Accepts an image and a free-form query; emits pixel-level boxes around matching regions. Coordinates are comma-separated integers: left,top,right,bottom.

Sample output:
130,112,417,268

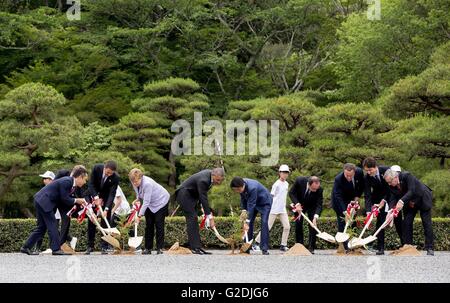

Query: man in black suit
363,157,403,254
175,168,225,255
289,176,323,254
21,166,88,255
331,163,365,250
384,168,434,255
85,160,120,254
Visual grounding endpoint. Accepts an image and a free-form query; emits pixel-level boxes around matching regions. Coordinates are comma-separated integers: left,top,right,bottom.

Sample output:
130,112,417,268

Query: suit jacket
388,172,433,211
87,164,120,210
240,178,272,221
288,176,323,216
331,167,365,215
364,166,390,213
175,169,213,215
34,176,76,213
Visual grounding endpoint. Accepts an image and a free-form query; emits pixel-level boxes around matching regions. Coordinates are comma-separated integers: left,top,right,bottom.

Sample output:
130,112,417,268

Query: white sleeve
271,181,279,196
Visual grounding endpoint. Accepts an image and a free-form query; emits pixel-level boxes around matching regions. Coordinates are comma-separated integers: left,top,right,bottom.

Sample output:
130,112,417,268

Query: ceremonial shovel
98,205,121,236
335,207,356,243
128,216,143,249
240,231,253,253
357,209,396,247
300,212,336,243
87,206,121,249
348,206,378,249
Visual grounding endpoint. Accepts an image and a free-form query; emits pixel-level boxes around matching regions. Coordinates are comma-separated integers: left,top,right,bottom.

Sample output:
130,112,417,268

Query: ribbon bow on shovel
290,203,336,243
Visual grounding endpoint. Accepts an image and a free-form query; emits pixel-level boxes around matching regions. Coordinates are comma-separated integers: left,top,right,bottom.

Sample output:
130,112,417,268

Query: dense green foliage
0,0,448,218
1,217,450,252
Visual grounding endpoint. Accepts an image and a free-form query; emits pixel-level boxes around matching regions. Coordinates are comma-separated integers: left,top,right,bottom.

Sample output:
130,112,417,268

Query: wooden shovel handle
300,212,321,234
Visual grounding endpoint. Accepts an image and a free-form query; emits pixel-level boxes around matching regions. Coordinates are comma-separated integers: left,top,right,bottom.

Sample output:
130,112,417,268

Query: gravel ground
1,250,449,283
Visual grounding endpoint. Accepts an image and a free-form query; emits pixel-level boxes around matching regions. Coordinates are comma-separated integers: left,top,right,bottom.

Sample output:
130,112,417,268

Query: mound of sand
284,243,312,256
166,242,192,255
390,244,422,256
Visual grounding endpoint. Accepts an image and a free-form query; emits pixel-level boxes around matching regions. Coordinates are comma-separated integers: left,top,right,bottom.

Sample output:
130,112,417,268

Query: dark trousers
144,204,168,250
24,202,60,252
178,189,202,250
87,208,112,249
375,209,404,251
295,211,317,250
59,209,73,246
248,206,271,251
403,205,434,250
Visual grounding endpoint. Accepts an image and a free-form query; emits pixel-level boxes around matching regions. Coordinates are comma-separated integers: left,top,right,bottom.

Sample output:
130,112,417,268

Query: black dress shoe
308,248,315,254
199,248,212,255
262,250,270,255
156,249,163,255
84,247,94,255
191,248,204,255
20,247,39,255
376,250,385,255
142,249,151,255
427,249,434,256
52,250,70,255
101,248,109,255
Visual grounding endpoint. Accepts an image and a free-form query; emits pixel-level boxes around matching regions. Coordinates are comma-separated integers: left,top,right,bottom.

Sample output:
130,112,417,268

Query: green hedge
1,217,449,252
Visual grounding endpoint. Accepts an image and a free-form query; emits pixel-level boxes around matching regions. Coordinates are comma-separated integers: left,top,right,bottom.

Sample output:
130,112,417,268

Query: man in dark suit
175,168,225,255
85,160,120,254
331,163,365,250
21,166,88,255
289,176,323,254
384,168,434,255
230,177,273,255
363,157,403,254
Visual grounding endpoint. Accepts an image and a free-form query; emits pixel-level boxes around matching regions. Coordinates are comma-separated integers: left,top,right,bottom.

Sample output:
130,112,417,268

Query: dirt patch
390,244,422,256
166,242,193,255
284,243,312,256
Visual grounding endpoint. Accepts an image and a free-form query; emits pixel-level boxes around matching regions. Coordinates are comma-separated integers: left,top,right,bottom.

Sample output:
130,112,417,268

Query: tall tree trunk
0,165,20,203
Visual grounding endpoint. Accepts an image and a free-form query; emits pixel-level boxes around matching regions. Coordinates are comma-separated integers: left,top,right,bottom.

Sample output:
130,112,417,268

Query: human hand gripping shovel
86,204,121,250
348,205,379,249
290,204,336,243
128,201,143,249
357,208,399,247
335,201,359,243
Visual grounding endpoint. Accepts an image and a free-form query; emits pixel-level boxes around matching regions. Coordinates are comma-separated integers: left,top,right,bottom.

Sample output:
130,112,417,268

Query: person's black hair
55,169,71,180
104,160,117,171
230,177,245,188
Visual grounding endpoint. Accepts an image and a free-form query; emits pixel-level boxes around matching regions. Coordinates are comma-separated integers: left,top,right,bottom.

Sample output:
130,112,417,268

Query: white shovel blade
359,235,377,246
348,238,363,249
335,232,350,243
104,227,121,235
128,236,143,249
317,232,336,243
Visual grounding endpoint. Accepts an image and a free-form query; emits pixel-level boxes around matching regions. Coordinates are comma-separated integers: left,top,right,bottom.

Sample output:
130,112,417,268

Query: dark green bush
1,217,449,252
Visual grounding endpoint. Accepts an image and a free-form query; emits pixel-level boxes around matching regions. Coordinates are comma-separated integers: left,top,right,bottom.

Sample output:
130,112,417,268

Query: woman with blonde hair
129,168,170,255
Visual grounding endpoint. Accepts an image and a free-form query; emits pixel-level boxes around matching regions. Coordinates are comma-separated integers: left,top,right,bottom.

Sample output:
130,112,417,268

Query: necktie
101,175,107,187
70,186,75,194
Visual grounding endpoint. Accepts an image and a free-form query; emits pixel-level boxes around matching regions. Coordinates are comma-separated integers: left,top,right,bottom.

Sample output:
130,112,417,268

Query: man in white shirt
255,165,291,251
